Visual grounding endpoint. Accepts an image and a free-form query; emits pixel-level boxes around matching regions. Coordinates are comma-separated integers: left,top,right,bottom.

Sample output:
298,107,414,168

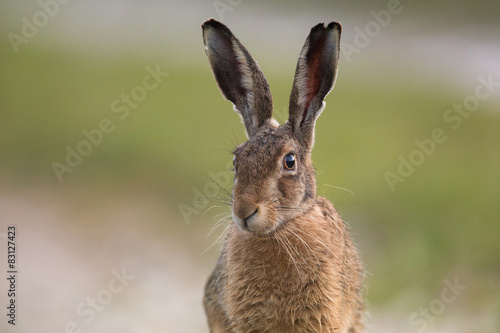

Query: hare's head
202,19,341,236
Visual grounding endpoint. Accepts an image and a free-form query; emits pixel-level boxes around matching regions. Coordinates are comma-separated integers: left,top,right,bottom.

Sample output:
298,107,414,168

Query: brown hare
202,19,364,333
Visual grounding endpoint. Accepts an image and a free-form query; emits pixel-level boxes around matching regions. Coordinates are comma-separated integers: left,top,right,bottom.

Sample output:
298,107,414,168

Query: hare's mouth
232,205,257,231
245,207,259,221
232,204,278,236
239,207,259,231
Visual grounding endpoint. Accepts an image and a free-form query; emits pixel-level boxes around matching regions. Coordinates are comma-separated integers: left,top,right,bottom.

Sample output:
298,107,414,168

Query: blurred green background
1,0,499,332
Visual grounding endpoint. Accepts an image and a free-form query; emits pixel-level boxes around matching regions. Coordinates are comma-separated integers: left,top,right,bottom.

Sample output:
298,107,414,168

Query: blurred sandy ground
0,184,210,332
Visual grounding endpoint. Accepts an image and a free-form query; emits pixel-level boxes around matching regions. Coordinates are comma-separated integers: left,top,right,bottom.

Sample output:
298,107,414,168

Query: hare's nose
232,203,259,231
244,207,258,223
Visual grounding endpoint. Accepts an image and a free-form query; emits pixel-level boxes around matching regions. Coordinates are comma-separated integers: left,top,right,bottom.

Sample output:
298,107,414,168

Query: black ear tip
327,21,342,32
202,18,227,30
310,22,326,34
202,18,220,29
309,21,342,37
202,18,234,37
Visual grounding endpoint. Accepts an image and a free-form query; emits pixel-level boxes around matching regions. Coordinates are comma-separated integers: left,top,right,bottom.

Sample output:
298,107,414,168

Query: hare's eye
284,154,296,170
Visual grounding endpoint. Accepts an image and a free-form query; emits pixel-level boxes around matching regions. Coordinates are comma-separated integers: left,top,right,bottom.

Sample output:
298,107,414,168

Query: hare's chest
224,238,339,332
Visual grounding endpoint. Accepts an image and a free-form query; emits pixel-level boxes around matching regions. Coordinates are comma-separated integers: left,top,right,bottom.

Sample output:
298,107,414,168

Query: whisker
220,132,239,151
294,222,341,262
213,145,235,155
206,176,234,198
206,212,232,237
230,126,241,150
274,230,301,275
319,183,356,197
275,206,304,211
287,225,321,268
203,217,232,255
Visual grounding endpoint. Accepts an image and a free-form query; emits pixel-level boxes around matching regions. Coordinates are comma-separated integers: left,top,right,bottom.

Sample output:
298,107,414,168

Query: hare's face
231,125,315,236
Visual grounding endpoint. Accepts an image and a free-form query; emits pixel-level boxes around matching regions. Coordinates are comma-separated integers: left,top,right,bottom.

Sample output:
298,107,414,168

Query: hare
201,19,364,333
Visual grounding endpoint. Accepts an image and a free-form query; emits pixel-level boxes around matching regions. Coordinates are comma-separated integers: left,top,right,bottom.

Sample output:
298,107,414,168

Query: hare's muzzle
232,199,258,230
233,206,257,229
232,200,275,235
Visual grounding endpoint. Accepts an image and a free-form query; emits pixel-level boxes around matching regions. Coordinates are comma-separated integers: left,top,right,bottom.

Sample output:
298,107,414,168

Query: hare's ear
288,22,341,150
202,19,273,138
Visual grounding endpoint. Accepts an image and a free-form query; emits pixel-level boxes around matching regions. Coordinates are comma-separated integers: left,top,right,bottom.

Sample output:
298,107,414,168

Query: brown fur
202,19,364,332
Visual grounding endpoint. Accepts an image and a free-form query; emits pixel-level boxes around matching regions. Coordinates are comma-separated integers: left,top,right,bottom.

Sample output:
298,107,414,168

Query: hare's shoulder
313,196,350,240
315,196,342,222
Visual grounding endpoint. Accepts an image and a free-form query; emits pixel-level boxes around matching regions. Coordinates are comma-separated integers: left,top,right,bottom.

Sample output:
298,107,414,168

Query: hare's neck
226,202,344,282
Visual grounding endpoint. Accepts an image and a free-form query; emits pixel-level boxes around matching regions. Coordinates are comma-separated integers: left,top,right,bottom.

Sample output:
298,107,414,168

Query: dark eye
284,154,296,170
